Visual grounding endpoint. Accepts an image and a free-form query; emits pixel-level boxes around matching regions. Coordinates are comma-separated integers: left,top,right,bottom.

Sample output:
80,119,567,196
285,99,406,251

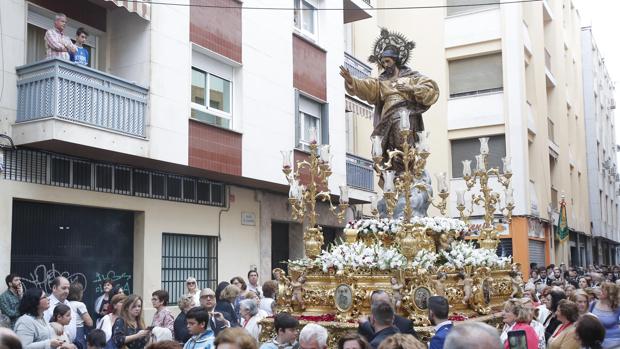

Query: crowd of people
1,264,619,349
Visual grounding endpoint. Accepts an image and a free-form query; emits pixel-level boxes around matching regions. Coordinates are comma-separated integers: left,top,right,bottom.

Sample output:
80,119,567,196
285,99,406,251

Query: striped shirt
44,27,76,60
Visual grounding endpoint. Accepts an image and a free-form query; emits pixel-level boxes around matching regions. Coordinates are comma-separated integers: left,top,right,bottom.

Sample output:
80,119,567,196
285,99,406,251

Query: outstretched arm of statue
339,65,380,105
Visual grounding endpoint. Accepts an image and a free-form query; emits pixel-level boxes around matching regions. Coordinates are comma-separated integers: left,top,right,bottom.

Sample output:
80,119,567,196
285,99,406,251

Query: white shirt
43,294,77,341
247,283,262,297
259,298,274,316
98,314,114,342
240,315,261,340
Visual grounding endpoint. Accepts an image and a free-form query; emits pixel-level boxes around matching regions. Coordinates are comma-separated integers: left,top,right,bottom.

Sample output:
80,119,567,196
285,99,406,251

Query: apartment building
0,0,374,316
350,0,591,274
581,26,618,265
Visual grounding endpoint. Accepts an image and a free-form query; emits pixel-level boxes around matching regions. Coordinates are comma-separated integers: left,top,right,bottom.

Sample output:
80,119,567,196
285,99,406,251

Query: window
294,0,318,38
448,53,503,97
191,68,232,129
161,233,218,305
450,135,506,178
446,0,499,16
296,92,329,150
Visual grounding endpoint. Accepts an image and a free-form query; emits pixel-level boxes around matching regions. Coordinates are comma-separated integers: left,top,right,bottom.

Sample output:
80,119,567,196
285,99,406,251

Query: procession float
259,29,521,345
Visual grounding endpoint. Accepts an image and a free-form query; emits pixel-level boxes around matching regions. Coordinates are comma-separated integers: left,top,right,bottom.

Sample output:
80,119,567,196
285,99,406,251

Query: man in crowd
444,322,502,349
43,277,77,341
198,288,229,336
183,307,214,349
247,270,262,297
69,28,89,66
44,13,76,60
259,312,299,349
299,323,328,349
358,290,416,340
368,302,398,349
537,267,552,286
428,296,452,349
0,274,22,328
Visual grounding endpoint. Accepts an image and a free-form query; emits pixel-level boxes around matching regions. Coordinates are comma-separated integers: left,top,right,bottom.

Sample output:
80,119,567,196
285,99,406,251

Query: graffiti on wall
21,263,88,293
92,271,132,294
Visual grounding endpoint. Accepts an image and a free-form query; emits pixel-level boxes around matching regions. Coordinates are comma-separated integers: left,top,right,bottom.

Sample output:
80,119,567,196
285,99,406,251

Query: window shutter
294,90,300,148
321,102,329,145
449,53,503,96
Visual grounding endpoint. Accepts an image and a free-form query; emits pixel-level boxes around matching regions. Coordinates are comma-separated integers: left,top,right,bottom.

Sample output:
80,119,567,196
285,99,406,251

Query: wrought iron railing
344,52,372,80
346,153,374,191
16,59,148,137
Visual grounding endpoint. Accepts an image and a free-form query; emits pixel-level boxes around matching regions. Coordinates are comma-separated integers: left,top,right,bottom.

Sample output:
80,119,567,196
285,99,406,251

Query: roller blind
447,0,499,16
449,53,503,97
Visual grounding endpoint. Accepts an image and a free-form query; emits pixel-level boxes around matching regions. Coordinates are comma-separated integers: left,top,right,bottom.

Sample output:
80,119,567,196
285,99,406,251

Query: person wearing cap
198,288,229,336
186,277,200,307
428,296,452,349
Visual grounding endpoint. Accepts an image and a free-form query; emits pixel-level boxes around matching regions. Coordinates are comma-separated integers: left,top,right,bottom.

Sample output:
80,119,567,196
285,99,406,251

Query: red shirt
503,322,540,349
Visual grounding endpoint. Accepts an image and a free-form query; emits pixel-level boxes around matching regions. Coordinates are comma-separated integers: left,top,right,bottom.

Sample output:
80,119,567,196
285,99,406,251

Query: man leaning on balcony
45,13,77,60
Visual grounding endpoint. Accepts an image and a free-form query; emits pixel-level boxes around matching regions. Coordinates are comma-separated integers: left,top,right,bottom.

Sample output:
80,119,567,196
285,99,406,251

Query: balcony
16,59,148,138
346,153,374,192
447,91,503,130
344,52,372,80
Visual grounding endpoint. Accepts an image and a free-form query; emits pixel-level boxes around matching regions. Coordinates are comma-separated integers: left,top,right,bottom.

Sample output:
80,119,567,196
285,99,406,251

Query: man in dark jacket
428,296,452,349
368,302,399,349
358,290,417,341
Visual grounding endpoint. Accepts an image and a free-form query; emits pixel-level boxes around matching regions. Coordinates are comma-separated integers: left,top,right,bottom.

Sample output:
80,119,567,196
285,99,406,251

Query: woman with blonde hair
213,328,256,349
589,282,620,348
376,334,425,349
214,285,241,327
570,289,592,317
548,299,579,349
173,295,193,344
99,293,127,343
112,295,151,349
499,299,539,349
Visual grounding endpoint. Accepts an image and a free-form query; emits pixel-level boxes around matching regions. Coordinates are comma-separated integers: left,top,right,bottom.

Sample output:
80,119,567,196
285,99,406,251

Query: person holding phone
112,295,150,349
499,300,538,349
183,308,214,349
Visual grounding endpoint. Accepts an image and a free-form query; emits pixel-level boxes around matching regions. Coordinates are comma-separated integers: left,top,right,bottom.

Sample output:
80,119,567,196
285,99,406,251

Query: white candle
475,154,486,172
505,188,514,205
399,110,410,131
479,137,490,155
384,170,396,193
308,126,318,144
416,131,430,151
462,160,472,177
371,136,383,158
435,172,448,192
319,145,331,163
369,195,379,211
456,190,465,206
289,180,299,199
339,185,349,204
502,156,512,173
281,150,292,169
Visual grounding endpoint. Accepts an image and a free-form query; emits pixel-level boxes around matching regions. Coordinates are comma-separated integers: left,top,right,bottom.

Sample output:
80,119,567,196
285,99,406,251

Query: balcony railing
344,52,372,80
346,153,374,191
16,59,148,138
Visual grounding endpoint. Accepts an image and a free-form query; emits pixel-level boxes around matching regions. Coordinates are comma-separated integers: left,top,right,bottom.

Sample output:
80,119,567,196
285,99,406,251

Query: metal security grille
346,154,374,191
161,233,218,305
2,148,225,207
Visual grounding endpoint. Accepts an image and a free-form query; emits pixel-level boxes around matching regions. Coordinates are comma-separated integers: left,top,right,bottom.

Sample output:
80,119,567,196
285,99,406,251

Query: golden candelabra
370,114,450,264
456,137,515,250
282,140,348,258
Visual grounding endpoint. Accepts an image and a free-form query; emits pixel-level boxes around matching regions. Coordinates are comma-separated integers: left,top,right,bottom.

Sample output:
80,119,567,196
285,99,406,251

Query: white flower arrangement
411,249,439,270
345,216,469,236
316,241,407,272
440,240,512,270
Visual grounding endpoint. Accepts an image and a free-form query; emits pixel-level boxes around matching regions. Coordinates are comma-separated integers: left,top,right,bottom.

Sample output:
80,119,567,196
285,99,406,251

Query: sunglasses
187,282,196,285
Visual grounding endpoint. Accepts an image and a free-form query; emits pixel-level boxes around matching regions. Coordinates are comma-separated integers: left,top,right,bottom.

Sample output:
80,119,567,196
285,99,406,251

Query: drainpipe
217,186,231,242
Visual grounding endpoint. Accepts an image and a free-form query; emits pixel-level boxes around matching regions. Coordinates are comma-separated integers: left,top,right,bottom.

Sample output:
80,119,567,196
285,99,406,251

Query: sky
574,0,620,148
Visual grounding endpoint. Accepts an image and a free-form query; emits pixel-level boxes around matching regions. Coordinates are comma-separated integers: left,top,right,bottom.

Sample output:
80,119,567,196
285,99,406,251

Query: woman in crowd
575,314,606,349
229,277,247,320
99,293,127,344
215,283,230,303
543,289,566,343
49,304,72,344
259,282,277,317
547,299,580,349
15,288,66,349
185,278,200,307
376,334,425,349
112,295,151,349
588,282,620,348
243,292,267,319
579,277,591,290
69,282,93,349
337,333,370,349
213,328,257,349
151,290,174,334
95,280,114,324
570,289,592,317
173,295,193,344
215,285,240,327
536,287,552,324
499,299,538,349
238,300,261,341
